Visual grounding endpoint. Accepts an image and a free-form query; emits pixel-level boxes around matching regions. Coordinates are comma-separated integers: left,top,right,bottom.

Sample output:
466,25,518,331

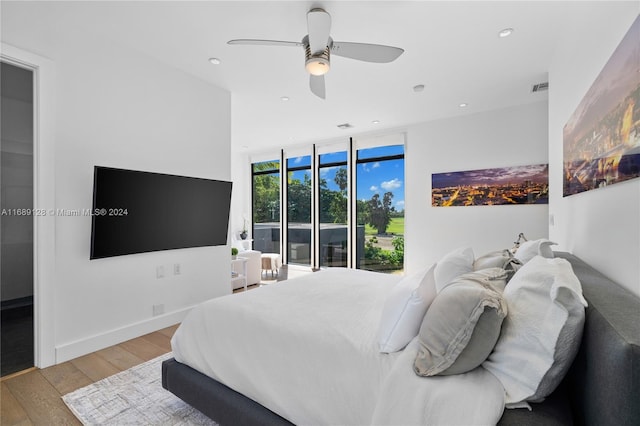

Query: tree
287,172,311,223
334,167,348,193
253,161,280,223
367,192,394,234
253,173,280,222
356,199,369,226
318,167,348,224
328,192,347,223
329,167,348,223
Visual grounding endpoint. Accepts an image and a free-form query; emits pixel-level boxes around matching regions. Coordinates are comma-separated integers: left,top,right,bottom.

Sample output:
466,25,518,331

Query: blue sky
318,145,405,211
356,159,404,211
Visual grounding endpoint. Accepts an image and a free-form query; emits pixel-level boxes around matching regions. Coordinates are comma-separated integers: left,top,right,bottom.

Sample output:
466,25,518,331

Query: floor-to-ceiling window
250,134,404,273
286,155,312,266
355,144,405,273
252,160,280,254
318,151,348,267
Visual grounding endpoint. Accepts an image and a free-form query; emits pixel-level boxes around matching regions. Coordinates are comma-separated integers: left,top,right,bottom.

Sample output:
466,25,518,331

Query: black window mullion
356,153,404,164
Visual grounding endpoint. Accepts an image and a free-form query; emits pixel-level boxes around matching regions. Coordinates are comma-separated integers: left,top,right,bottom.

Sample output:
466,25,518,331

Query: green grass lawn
365,217,405,235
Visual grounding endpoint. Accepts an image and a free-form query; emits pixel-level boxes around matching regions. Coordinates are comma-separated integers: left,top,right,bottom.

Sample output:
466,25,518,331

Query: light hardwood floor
1,324,179,426
1,283,265,425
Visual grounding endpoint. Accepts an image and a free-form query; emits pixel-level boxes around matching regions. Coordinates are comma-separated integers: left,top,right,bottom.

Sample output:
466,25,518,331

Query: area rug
62,352,217,425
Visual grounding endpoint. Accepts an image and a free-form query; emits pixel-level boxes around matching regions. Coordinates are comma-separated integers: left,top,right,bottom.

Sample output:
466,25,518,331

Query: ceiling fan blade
227,39,302,47
331,41,404,63
307,8,331,54
309,74,326,99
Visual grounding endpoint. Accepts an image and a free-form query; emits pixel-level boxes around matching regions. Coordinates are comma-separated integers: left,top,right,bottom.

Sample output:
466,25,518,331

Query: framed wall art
432,164,548,207
563,15,640,197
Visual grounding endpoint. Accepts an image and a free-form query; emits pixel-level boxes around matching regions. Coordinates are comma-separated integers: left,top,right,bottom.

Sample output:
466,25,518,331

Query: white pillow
482,256,587,405
377,264,436,353
514,239,557,264
434,247,474,292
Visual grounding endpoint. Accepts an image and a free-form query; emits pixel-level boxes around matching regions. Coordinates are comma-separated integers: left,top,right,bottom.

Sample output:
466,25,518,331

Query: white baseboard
54,306,195,364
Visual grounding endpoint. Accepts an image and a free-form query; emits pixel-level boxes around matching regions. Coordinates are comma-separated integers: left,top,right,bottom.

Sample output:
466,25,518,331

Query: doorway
1,61,35,376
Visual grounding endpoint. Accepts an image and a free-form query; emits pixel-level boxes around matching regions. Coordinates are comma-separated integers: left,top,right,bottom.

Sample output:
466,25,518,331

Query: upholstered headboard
499,252,639,426
557,252,639,425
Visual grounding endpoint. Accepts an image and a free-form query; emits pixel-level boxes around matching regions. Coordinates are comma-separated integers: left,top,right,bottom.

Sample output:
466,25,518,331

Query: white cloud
370,185,378,191
361,162,381,173
381,178,402,190
319,166,337,178
395,200,405,208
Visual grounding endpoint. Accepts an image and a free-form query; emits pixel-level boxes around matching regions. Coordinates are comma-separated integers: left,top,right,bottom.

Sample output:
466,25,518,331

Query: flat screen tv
90,166,232,259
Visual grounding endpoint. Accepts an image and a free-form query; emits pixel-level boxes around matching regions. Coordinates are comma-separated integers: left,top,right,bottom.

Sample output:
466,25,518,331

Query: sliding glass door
252,160,280,254
355,145,405,273
286,155,312,266
318,151,348,267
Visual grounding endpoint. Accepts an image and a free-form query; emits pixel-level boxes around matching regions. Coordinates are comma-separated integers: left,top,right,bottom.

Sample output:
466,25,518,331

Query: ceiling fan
228,8,404,99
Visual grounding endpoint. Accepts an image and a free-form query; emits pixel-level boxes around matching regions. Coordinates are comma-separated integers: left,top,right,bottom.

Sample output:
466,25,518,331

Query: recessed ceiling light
413,84,425,92
459,103,468,108
281,96,290,101
208,57,221,65
498,28,514,38
372,120,380,124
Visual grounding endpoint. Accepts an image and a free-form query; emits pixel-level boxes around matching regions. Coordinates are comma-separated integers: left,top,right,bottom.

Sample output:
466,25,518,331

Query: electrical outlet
156,266,164,279
152,304,165,316
174,263,181,275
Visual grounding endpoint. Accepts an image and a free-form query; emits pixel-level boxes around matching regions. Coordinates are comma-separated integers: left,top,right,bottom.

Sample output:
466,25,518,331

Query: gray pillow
474,249,522,280
413,268,508,377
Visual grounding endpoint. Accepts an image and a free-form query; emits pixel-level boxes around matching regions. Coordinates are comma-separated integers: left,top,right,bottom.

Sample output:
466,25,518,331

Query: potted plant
231,247,238,259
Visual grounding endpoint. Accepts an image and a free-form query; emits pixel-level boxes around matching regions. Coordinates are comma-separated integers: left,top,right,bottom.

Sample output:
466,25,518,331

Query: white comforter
172,268,505,425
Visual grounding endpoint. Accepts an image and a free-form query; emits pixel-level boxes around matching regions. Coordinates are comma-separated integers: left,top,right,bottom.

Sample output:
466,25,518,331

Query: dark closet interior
1,61,35,377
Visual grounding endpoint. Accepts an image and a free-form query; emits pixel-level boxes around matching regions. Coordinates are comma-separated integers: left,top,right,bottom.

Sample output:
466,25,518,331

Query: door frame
2,43,56,368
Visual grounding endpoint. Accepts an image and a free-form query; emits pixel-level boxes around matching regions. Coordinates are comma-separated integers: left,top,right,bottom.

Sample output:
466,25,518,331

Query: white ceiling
3,1,620,152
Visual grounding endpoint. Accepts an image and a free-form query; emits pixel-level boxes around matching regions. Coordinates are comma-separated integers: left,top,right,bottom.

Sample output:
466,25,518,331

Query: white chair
237,250,261,286
231,233,262,288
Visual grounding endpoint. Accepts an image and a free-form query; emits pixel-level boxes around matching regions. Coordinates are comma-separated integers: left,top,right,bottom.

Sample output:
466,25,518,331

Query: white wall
3,11,232,363
548,5,639,296
231,101,549,275
230,150,252,242
405,101,549,274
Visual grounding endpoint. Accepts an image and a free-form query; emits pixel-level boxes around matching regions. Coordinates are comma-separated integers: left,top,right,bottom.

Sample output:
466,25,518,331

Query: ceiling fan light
306,57,330,76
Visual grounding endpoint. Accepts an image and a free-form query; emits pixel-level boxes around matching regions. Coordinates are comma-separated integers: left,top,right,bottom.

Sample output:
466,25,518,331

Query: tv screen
90,166,232,259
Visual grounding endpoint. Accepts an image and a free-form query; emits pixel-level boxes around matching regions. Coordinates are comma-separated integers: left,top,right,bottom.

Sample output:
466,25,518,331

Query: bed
162,251,640,425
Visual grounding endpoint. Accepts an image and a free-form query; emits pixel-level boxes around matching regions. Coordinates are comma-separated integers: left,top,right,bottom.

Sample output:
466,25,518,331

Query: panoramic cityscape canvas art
563,15,640,197
432,164,549,207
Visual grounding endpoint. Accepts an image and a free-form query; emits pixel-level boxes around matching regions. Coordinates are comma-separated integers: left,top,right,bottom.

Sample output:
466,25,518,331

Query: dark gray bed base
162,252,640,426
161,358,293,425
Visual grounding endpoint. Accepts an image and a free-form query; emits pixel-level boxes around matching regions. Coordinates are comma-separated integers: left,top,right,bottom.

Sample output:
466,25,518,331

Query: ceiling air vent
532,82,549,93
337,123,353,129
